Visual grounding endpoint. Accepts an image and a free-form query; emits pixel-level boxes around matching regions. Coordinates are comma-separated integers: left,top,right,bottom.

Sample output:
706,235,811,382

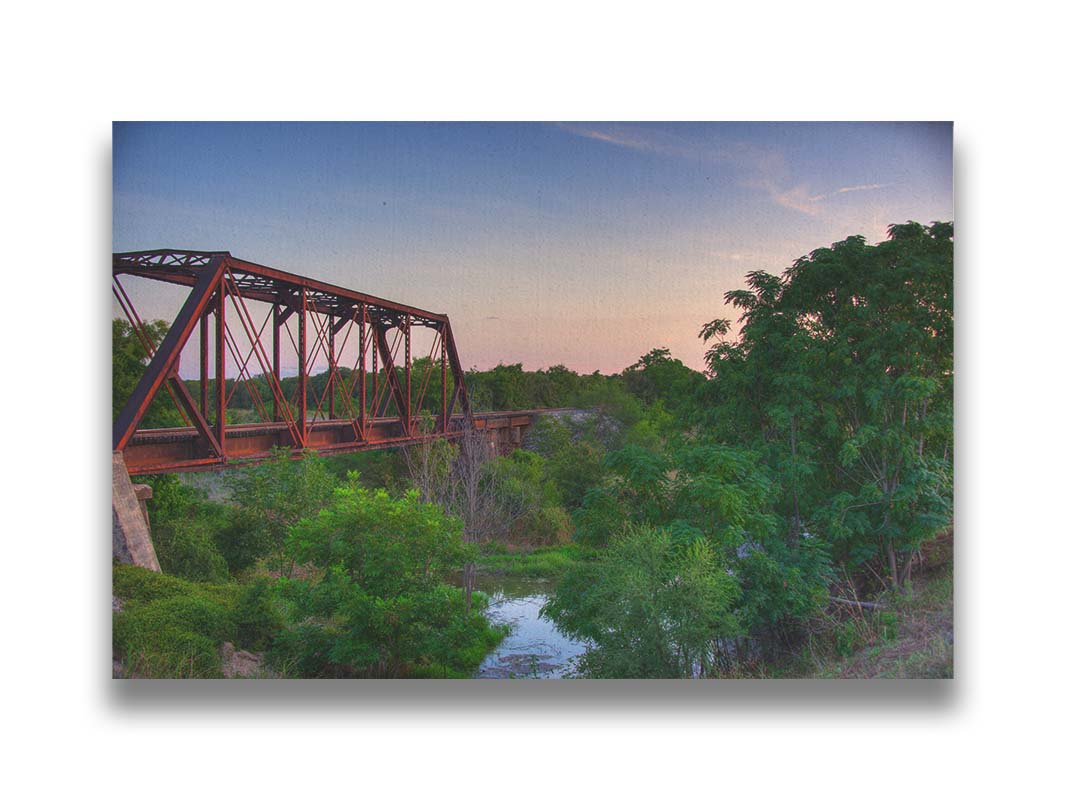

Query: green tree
568,440,830,643
526,415,608,509
544,526,741,677
221,448,338,571
112,318,184,428
139,475,230,583
622,347,704,418
486,449,573,544
698,222,953,587
273,479,500,677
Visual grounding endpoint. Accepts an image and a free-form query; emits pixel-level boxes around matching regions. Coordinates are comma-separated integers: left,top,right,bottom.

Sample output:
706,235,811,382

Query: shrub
113,564,196,604
544,526,741,678
214,507,274,575
272,481,502,677
876,611,899,643
233,578,284,651
834,620,859,657
114,594,235,678
138,478,232,582
152,518,230,583
224,448,338,556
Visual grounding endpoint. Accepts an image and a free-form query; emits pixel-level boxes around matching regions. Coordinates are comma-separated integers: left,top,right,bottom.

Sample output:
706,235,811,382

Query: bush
114,594,235,678
834,621,859,657
876,611,899,643
113,566,247,678
224,448,338,556
513,505,573,546
152,518,230,583
214,507,274,575
138,477,232,582
487,449,574,545
527,416,607,509
233,578,284,651
113,564,196,604
544,526,741,678
572,446,670,545
272,481,502,677
141,473,201,526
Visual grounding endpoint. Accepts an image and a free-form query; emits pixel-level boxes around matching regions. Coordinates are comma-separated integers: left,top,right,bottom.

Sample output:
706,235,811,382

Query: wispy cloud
553,123,697,159
749,181,891,216
808,183,891,202
553,123,890,217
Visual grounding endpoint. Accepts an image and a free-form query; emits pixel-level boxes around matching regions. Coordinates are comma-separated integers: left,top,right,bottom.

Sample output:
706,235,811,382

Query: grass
741,529,954,679
850,566,952,678
475,542,591,578
113,566,239,678
810,552,953,679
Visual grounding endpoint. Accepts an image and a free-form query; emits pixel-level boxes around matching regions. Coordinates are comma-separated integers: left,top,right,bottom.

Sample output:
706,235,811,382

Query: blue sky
113,121,952,373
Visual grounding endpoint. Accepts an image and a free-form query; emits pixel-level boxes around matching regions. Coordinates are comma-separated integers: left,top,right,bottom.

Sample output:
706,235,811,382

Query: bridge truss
113,249,477,475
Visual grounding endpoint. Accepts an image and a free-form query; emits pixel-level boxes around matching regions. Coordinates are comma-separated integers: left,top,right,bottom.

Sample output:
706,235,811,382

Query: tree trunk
829,596,885,611
463,561,474,611
886,540,899,589
789,414,800,548
901,550,914,585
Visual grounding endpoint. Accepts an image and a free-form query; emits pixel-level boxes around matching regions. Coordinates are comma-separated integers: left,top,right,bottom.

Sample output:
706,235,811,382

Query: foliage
113,318,184,428
543,527,741,677
322,448,407,491
151,517,231,583
223,448,338,569
487,449,572,545
271,480,503,677
113,566,238,678
233,577,286,652
570,441,830,636
697,222,953,586
141,474,200,527
621,347,704,418
113,563,205,605
466,362,585,410
113,564,240,607
526,415,608,509
139,475,231,582
213,508,274,575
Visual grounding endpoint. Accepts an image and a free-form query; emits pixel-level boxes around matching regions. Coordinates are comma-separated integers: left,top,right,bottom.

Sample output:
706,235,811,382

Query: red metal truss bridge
113,249,542,475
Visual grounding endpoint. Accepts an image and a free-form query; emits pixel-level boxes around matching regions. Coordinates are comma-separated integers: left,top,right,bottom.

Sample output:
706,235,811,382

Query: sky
113,122,953,375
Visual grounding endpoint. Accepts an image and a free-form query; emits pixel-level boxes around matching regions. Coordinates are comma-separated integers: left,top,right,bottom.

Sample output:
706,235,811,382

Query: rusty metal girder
113,249,478,473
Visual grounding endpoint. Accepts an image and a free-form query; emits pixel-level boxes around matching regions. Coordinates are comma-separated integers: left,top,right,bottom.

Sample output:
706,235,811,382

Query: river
475,575,588,679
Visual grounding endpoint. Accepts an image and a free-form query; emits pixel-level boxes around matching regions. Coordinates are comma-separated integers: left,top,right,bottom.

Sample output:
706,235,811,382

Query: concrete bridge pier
112,451,161,571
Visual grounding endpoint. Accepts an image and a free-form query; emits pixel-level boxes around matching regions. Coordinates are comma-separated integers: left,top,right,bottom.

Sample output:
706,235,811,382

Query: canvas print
111,122,953,679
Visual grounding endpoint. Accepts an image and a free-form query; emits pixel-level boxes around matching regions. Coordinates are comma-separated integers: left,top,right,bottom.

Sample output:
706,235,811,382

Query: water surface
475,575,587,679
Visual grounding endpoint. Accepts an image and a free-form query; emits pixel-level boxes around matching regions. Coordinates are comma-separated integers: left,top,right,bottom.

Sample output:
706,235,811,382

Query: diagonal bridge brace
113,257,226,453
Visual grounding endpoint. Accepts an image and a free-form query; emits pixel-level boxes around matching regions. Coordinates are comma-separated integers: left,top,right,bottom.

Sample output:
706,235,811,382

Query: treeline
113,320,705,427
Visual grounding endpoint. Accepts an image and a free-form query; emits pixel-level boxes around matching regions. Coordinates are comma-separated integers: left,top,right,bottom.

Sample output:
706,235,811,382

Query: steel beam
113,256,225,451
